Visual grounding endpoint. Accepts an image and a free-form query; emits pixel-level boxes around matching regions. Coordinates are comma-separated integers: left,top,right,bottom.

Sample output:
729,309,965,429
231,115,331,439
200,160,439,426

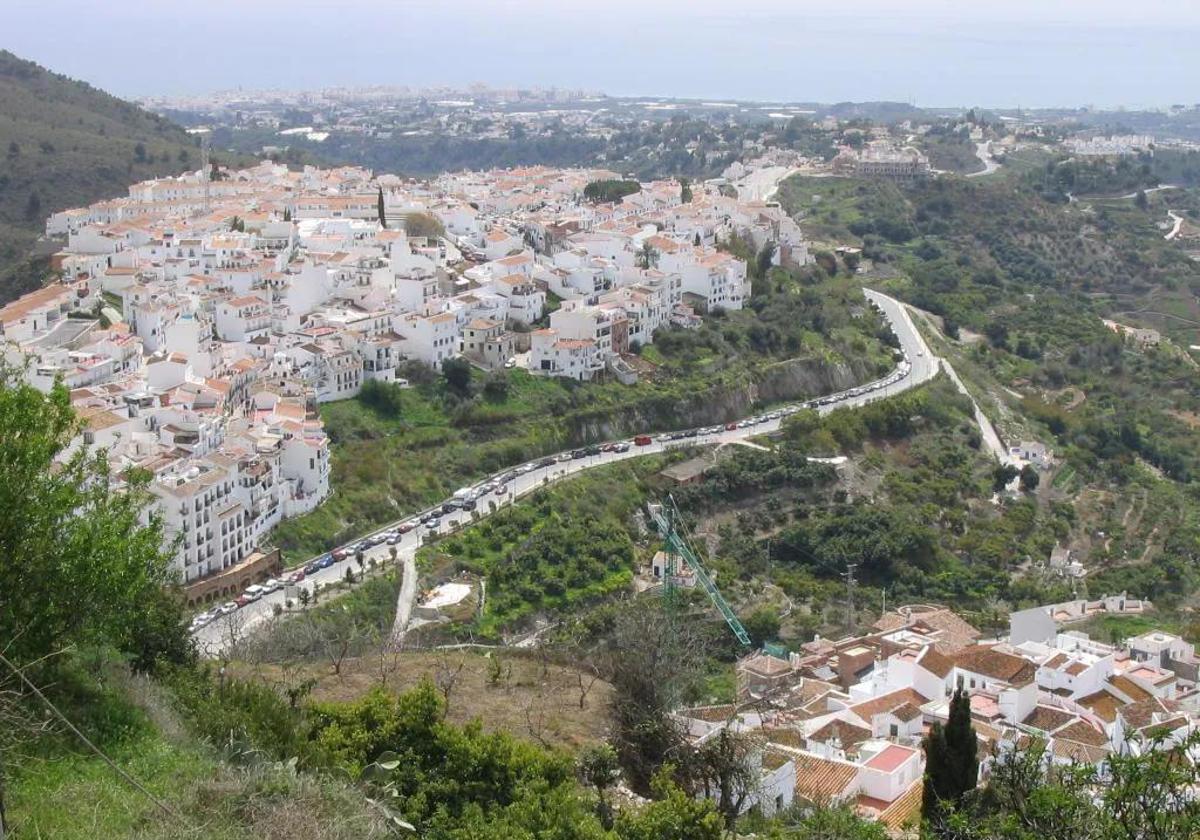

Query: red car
634,435,652,446
725,422,738,431
332,548,348,561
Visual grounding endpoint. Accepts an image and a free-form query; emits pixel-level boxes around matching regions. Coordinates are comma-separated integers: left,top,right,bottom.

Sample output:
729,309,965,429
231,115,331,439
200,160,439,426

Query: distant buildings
832,143,931,182
1064,135,1155,157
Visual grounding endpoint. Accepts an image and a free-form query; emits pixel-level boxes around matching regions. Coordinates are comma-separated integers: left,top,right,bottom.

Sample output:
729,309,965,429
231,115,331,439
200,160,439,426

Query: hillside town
0,158,806,598
680,593,1197,830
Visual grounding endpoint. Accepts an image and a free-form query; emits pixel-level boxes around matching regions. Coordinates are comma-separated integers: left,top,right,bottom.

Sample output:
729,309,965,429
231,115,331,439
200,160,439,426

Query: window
890,723,899,737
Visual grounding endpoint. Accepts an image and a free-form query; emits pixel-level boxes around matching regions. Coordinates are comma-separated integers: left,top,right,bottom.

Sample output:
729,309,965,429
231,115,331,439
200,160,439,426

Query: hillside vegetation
778,164,1200,618
0,50,235,303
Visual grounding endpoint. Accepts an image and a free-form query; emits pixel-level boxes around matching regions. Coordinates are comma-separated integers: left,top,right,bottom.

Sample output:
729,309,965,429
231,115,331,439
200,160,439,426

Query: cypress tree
922,687,978,822
377,186,387,229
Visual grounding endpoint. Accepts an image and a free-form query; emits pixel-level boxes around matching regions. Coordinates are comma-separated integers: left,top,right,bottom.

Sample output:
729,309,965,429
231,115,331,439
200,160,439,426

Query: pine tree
922,688,978,824
377,186,387,229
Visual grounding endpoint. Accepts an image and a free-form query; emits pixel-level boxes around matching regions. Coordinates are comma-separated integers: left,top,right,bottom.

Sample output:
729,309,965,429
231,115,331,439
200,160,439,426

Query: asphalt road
966,142,1001,178
194,288,936,656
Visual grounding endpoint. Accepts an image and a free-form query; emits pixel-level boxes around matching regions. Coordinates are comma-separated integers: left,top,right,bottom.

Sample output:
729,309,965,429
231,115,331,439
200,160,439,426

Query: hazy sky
5,0,1198,108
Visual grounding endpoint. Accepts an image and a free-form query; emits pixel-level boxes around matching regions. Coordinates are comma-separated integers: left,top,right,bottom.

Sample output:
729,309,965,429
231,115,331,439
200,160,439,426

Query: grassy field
239,648,613,753
1071,611,1183,644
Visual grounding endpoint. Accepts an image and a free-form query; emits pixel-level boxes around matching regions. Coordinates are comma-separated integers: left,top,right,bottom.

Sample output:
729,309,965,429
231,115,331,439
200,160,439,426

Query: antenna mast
199,131,211,215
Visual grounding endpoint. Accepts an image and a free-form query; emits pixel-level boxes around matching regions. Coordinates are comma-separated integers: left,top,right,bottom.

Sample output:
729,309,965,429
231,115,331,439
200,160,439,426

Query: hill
0,50,226,303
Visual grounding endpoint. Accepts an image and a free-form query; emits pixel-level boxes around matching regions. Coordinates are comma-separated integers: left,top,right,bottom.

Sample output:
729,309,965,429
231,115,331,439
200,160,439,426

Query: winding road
194,289,938,656
966,141,1001,178
1165,210,1184,241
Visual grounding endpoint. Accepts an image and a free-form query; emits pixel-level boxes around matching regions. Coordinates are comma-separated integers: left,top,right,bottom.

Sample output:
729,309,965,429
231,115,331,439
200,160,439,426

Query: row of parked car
191,337,920,633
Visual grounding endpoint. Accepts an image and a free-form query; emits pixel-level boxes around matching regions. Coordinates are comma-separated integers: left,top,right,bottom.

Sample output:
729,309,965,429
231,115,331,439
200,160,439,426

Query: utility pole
844,563,858,634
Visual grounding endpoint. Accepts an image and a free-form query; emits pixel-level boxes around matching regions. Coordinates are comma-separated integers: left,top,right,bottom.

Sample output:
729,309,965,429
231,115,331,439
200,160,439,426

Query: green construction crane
648,497,752,648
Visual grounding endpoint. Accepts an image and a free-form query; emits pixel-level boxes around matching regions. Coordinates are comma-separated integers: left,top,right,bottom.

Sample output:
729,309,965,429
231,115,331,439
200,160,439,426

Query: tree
583,179,640,204
1135,188,1148,209
282,207,292,222
607,601,705,793
992,463,1019,492
577,743,621,829
442,357,473,395
133,142,147,163
781,805,891,838
0,364,182,669
686,728,757,829
636,242,659,270
679,178,693,204
23,191,41,222
403,211,445,240
941,732,1200,839
755,242,776,279
1019,464,1040,493
614,767,723,840
377,186,387,229
482,374,509,402
922,687,977,826
742,606,781,647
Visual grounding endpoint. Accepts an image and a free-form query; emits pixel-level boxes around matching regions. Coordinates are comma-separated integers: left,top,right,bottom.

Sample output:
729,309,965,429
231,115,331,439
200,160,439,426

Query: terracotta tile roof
1051,738,1110,764
791,752,859,805
918,646,954,678
1109,675,1153,704
850,688,929,721
890,702,924,723
1119,696,1183,730
873,606,981,652
952,644,1036,686
1055,719,1108,746
875,778,924,831
762,727,807,750
0,283,72,323
742,653,792,677
678,704,737,724
1076,689,1125,724
1023,705,1075,733
1140,716,1190,738
810,718,872,751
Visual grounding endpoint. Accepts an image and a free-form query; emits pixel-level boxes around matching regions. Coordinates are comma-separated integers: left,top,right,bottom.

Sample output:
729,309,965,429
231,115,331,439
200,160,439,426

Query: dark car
538,457,556,468
304,561,321,575
571,449,587,459
317,554,335,569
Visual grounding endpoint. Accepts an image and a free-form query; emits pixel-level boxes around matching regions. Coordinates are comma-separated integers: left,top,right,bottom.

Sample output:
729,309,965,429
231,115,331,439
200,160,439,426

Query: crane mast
648,496,752,648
